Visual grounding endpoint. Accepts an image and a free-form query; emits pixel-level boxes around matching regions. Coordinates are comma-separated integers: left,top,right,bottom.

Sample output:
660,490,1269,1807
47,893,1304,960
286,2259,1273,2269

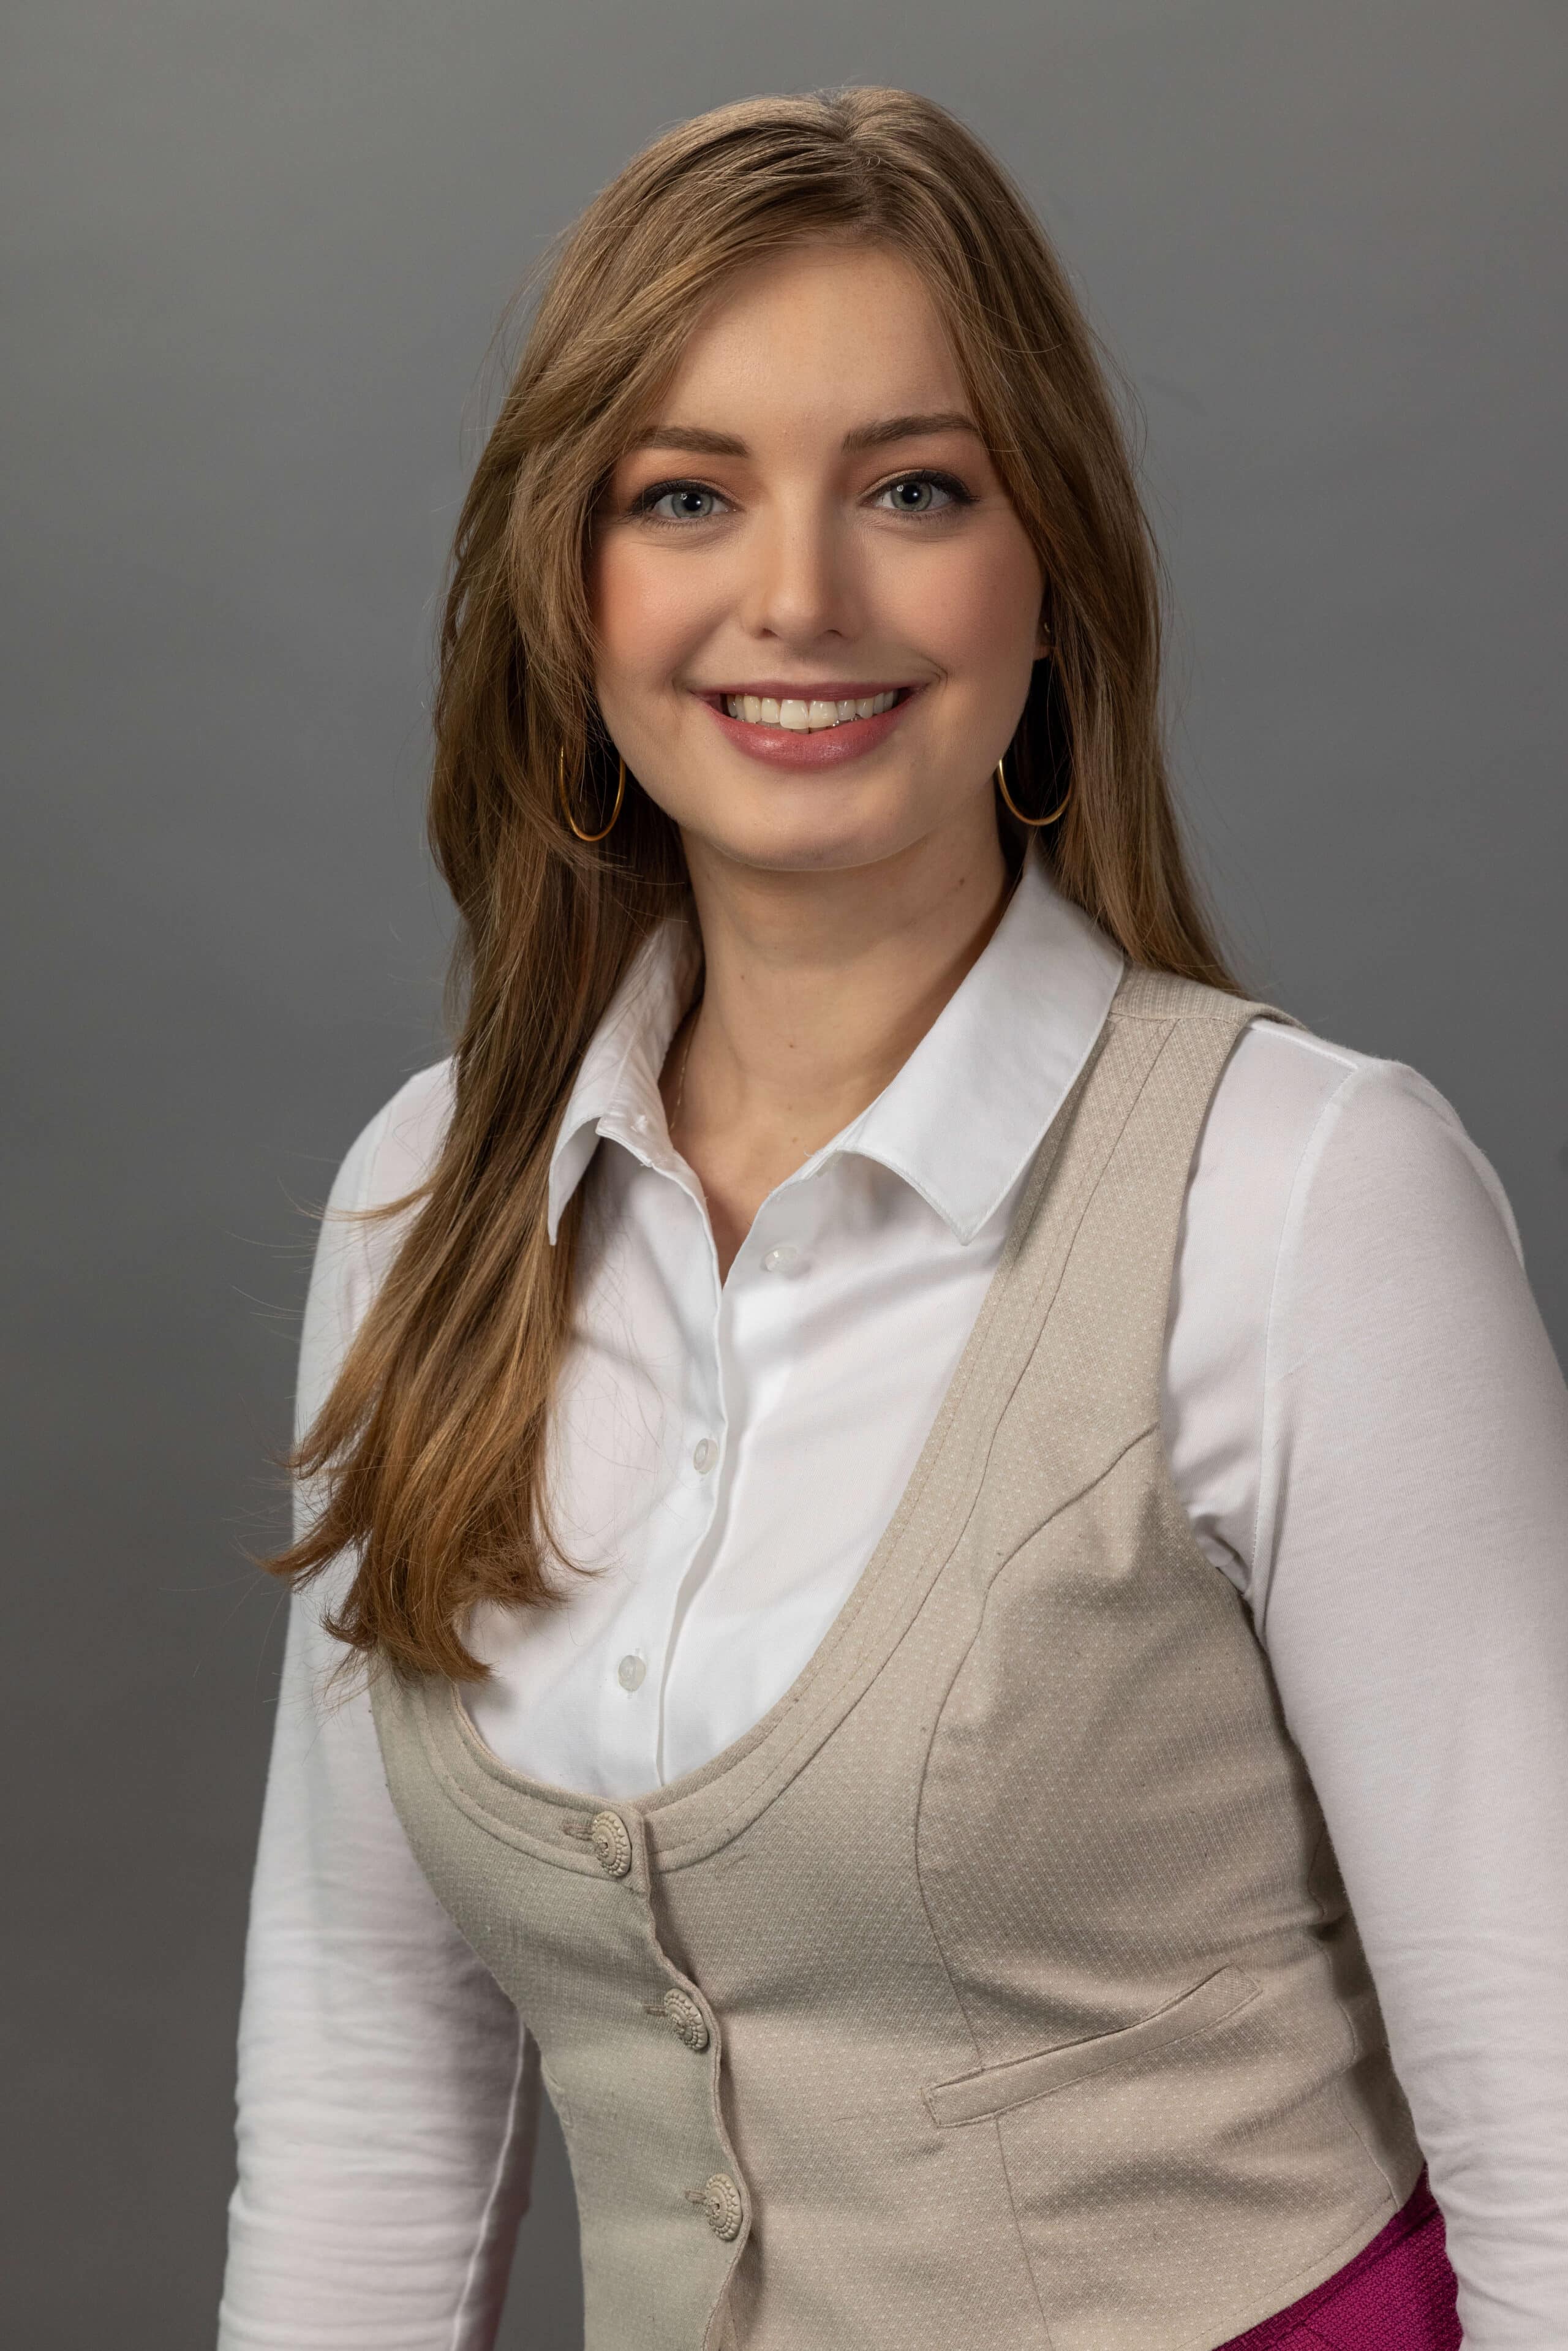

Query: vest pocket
923,1965,1260,2126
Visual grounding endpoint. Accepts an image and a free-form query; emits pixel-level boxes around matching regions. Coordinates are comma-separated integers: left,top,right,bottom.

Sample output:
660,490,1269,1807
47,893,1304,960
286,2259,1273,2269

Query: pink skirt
1218,2172,1460,2349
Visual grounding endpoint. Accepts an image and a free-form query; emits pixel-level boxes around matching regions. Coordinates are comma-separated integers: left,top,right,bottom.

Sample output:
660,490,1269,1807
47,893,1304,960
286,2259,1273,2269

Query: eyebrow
627,410,983,459
842,410,982,453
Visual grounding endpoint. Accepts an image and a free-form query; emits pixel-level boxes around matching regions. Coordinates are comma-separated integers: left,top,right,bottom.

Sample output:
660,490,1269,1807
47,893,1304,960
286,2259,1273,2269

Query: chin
705,807,921,877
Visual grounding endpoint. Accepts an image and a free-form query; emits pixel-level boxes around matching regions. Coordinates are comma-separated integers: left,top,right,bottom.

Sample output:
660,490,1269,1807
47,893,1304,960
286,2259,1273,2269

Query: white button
693,1436,718,1474
617,1653,646,1691
761,1245,799,1274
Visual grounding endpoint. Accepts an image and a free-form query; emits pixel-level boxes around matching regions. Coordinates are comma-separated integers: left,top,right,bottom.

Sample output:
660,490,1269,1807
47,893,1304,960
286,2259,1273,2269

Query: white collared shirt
468,862,1129,1792
220,857,1568,2348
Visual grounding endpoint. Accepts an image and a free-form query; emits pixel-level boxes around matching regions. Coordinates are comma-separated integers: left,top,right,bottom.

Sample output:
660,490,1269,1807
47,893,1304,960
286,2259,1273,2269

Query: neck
669,809,1012,1275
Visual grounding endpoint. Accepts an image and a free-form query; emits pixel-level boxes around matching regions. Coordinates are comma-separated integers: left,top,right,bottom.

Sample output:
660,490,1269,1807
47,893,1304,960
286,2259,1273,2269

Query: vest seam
988,2113,1059,2350
1301,1810,1403,2194
906,1422,1193,2351
910,1412,1173,2005
409,1676,606,1870
1087,1447,1420,2235
1329,2055,1409,2216
1316,1813,1412,2215
1111,1000,1248,1024
1117,1469,1421,2230
1135,1422,1417,2211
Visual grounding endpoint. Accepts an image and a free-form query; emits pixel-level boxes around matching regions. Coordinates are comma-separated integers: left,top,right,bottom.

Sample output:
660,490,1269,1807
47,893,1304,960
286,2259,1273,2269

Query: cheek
883,528,1043,693
592,542,710,697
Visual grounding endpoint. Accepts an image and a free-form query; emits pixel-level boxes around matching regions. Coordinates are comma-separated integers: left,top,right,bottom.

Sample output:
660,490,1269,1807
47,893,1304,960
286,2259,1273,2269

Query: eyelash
626,467,976,524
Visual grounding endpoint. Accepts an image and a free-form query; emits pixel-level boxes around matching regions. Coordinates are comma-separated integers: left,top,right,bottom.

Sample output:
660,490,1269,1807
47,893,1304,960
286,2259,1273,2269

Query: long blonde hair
268,87,1237,1680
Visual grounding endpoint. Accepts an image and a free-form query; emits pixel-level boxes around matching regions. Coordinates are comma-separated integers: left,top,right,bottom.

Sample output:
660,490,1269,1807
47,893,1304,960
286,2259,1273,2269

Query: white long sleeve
1174,1036,1568,2345
219,1115,538,2351
222,872,1568,2343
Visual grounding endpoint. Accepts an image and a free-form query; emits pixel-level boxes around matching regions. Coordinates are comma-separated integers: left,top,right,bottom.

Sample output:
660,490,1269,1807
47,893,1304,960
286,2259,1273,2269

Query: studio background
4,2,1564,2342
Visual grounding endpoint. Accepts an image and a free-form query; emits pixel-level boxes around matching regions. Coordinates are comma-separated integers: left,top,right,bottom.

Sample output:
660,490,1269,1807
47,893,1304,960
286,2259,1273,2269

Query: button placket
557,1798,751,2268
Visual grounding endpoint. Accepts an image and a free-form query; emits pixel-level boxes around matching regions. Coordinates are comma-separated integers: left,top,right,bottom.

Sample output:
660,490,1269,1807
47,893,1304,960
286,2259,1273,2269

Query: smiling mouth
712,687,911,733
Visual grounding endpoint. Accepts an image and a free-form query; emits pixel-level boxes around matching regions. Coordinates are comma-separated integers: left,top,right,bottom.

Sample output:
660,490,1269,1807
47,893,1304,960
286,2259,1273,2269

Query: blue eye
642,483,725,521
876,472,968,514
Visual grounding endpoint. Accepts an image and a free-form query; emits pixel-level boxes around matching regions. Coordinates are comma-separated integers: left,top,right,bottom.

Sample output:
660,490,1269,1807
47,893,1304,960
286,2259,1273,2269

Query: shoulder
326,1057,457,1221
318,1054,457,1308
295,1060,456,1441
1167,1014,1529,1598
1200,1018,1522,1272
1175,1014,1528,1492
1107,968,1519,1258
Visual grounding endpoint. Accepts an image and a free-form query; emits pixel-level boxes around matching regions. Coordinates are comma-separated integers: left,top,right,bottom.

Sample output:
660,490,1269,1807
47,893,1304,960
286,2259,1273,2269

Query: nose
739,496,860,651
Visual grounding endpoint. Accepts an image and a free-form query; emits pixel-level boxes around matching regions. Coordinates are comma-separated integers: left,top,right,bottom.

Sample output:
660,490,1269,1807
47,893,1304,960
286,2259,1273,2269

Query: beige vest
372,966,1424,2351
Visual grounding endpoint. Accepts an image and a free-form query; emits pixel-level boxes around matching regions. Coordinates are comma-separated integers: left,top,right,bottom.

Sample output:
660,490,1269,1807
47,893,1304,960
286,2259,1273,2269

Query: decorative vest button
695,2172,742,2241
662,1988,710,2051
588,1809,632,1878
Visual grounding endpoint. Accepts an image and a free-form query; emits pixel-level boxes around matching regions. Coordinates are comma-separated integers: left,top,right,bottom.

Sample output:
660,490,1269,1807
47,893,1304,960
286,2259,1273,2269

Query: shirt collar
546,853,1124,1247
545,915,702,1243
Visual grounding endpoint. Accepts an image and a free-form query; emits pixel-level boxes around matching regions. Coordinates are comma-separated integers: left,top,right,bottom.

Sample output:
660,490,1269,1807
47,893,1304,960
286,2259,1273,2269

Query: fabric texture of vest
371,965,1425,2351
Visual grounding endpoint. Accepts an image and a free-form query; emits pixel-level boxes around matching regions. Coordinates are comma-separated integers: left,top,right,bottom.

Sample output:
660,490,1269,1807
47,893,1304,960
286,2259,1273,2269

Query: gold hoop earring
995,751,1071,829
557,746,626,843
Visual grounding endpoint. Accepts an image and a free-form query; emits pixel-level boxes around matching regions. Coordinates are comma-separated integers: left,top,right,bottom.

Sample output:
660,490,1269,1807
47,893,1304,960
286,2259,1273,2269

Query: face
590,241,1047,884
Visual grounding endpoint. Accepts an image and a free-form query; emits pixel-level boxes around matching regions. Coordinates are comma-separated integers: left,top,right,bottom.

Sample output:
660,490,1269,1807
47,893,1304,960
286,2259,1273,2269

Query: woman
219,89,1567,2350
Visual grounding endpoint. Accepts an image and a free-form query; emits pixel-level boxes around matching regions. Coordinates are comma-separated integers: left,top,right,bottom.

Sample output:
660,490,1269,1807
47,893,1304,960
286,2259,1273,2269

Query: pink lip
703,682,914,701
698,685,919,770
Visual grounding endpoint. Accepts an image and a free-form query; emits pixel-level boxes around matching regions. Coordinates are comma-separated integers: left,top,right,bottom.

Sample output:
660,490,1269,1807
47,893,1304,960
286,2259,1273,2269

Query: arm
220,1087,538,2349
1167,1028,1568,2346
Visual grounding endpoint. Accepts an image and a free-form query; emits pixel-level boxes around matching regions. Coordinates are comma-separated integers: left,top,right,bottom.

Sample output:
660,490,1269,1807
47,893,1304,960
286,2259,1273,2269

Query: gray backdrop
5,1,1564,2342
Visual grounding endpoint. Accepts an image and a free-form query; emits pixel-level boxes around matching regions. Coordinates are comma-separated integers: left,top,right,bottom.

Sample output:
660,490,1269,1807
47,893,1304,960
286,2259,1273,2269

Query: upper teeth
724,692,900,730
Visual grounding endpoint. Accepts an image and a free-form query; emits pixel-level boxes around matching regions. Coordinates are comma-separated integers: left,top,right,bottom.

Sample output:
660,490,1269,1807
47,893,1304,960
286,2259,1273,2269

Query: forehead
649,241,968,439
